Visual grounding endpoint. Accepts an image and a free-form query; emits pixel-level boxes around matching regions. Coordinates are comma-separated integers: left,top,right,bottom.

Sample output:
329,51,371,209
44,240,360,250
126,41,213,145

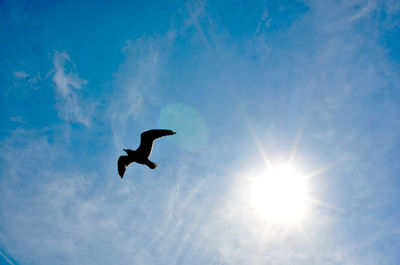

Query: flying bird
118,129,176,178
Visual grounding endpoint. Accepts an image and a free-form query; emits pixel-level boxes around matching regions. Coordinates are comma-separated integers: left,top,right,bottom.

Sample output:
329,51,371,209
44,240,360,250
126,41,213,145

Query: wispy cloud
174,1,400,264
0,126,213,265
0,249,16,265
13,71,29,79
1,1,399,264
52,51,91,127
12,70,42,90
9,116,27,124
108,34,175,149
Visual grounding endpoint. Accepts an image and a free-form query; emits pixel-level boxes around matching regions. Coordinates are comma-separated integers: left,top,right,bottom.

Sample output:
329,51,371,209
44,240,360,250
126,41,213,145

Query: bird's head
123,149,135,155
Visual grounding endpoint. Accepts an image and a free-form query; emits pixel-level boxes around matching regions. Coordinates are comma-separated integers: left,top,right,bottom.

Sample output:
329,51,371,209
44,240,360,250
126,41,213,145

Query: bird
118,129,176,178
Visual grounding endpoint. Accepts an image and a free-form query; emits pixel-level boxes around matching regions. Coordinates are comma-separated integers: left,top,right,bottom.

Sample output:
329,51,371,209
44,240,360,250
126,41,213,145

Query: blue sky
1,0,400,264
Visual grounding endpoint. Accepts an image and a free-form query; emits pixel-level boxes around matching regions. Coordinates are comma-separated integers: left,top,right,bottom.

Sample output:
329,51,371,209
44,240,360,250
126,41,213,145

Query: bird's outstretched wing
118,155,132,178
137,129,176,157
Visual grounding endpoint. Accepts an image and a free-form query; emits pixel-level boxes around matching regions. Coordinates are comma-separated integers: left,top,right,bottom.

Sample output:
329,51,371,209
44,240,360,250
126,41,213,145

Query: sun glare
248,166,309,224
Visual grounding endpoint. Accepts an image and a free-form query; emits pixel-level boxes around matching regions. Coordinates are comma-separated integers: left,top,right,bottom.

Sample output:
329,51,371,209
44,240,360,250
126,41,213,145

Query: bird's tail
145,160,158,169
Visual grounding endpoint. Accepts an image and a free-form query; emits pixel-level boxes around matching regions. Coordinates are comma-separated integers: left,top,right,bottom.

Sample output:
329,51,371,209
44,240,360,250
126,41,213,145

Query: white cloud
52,51,91,127
13,70,42,90
13,71,29,79
173,1,400,264
0,127,209,265
0,250,16,265
2,1,400,265
108,34,175,149
10,116,27,124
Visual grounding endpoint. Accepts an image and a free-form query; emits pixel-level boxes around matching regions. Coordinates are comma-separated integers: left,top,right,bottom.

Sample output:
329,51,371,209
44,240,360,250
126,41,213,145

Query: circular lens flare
249,166,309,224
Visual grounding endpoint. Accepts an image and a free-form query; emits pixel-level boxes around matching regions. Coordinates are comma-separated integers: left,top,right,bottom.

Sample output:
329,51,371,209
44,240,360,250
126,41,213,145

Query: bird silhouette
118,129,176,178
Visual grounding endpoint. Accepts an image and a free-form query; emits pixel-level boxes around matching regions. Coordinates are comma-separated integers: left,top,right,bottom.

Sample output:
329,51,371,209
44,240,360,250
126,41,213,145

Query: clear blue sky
1,0,400,264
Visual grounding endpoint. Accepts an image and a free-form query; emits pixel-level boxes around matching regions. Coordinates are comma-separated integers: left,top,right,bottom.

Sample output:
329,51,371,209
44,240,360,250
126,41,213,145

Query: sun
248,166,309,224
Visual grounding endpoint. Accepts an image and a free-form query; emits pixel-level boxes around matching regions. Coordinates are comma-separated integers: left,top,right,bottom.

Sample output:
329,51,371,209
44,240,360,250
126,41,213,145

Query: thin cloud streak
0,250,16,265
108,34,175,150
0,125,213,265
52,51,91,127
1,0,400,264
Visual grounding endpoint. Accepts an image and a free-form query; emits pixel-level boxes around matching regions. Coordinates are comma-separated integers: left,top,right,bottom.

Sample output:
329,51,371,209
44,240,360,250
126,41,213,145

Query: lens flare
158,103,208,151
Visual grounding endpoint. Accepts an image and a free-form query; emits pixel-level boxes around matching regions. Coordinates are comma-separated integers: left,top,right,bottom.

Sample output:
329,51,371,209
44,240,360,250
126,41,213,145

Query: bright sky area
1,0,400,264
